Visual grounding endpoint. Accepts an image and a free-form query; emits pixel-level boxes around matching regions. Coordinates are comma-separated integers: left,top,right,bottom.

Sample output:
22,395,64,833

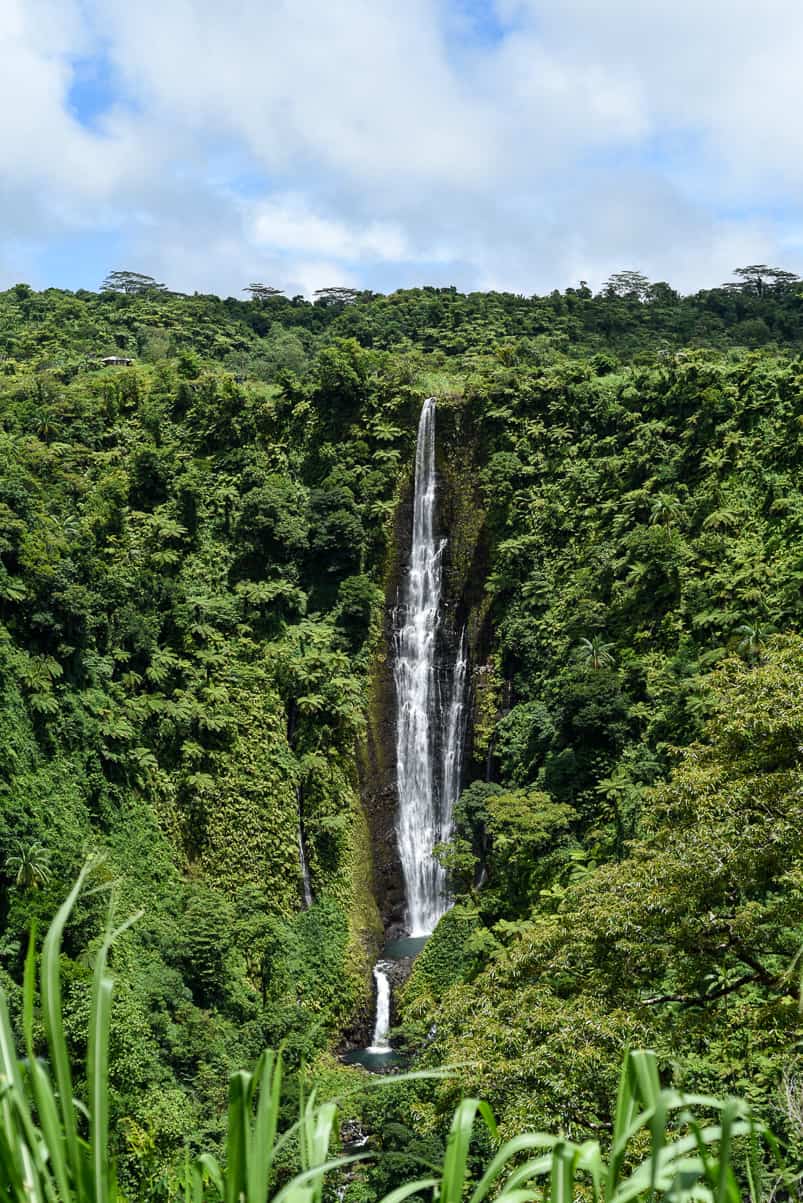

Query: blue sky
2,0,802,297
68,52,121,131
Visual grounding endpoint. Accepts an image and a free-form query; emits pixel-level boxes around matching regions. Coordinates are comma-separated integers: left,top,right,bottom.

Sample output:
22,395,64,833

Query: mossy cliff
436,395,497,772
359,464,411,937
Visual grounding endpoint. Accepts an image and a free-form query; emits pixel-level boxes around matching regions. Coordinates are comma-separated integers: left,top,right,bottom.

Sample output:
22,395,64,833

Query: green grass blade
271,1156,366,1203
502,1139,604,1203
549,1143,578,1203
190,1163,205,1203
295,1086,339,1202
0,992,54,1203
745,1125,762,1203
377,1178,439,1203
275,1188,314,1203
468,1132,562,1203
87,974,113,1203
577,1139,605,1203
0,993,29,1117
502,1154,570,1193
26,1058,70,1203
0,1122,28,1203
247,1051,282,1203
40,862,95,1193
87,909,140,1203
196,1152,224,1201
306,1098,338,1203
631,1051,662,1109
647,1094,668,1203
608,1050,663,1197
713,1102,738,1203
22,926,37,1060
181,1148,191,1203
609,1049,637,1195
224,1071,251,1203
441,1097,497,1203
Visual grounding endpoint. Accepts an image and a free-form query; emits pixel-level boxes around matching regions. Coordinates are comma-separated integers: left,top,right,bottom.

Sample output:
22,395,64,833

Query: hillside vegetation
1,269,802,1194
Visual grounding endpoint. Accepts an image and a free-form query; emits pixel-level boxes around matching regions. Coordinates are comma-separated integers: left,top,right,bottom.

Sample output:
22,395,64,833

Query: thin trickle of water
367,963,392,1052
394,398,467,936
440,627,468,857
298,820,313,909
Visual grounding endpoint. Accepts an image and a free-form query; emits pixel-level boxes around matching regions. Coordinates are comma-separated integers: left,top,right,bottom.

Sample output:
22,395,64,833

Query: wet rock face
340,1004,374,1052
340,1120,370,1152
339,947,423,1051
338,950,419,1054
360,642,406,934
360,483,413,934
385,955,415,998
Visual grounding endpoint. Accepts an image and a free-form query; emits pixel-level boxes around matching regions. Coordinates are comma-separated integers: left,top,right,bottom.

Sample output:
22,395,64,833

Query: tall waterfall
394,398,467,936
367,964,391,1053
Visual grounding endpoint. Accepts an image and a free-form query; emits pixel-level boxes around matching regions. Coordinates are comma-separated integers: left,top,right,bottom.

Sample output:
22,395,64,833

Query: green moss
362,462,411,778
472,651,503,764
198,676,299,916
343,788,384,996
401,906,480,1012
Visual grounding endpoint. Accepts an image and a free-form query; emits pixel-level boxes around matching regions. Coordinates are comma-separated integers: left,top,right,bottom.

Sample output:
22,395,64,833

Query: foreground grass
0,865,781,1202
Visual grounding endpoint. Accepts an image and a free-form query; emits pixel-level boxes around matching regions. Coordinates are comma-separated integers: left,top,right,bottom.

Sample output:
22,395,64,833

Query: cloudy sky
2,0,802,297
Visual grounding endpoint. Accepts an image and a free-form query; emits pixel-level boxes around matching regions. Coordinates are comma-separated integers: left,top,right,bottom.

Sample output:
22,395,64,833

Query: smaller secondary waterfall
298,822,313,909
367,964,392,1053
394,398,468,936
440,628,468,849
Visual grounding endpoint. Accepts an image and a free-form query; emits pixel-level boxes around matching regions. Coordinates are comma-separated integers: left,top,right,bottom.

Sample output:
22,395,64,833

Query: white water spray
367,964,392,1052
394,398,467,935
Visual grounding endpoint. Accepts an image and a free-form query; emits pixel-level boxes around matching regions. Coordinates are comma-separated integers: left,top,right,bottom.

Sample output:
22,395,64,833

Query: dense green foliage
400,341,803,1174
1,270,803,1192
0,285,422,1190
0,874,778,1203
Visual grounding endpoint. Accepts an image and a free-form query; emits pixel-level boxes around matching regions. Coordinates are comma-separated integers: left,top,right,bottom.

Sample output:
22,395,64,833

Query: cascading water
367,963,392,1053
394,397,467,936
343,398,467,1070
440,628,468,856
298,812,313,909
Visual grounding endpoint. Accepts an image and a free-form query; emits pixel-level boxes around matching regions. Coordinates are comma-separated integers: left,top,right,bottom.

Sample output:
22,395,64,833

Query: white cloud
252,198,411,262
91,0,496,189
496,0,803,196
1,0,803,295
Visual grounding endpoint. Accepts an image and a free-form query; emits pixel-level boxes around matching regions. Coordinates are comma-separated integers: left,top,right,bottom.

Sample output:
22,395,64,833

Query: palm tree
5,841,51,890
649,493,682,527
736,623,773,661
576,636,615,670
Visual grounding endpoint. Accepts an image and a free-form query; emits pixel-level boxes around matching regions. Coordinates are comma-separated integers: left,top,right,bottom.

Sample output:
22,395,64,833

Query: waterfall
440,628,468,853
394,397,467,936
298,821,313,909
367,963,391,1052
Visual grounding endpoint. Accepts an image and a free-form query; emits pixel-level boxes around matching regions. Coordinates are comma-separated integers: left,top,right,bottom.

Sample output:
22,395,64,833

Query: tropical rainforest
1,265,802,1198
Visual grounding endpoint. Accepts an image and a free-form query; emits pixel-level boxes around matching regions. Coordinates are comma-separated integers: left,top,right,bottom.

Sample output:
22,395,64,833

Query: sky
2,0,803,298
